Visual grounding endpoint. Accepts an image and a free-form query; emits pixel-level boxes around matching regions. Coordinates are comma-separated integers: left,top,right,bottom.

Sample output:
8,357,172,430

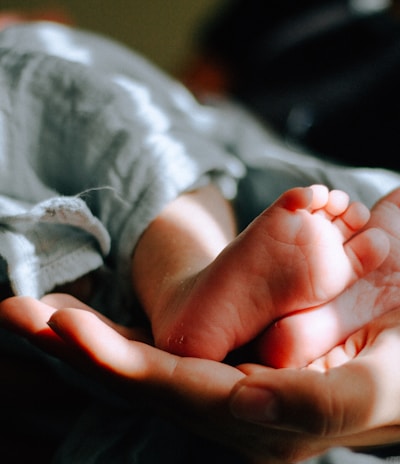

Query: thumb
230,310,400,436
230,365,376,436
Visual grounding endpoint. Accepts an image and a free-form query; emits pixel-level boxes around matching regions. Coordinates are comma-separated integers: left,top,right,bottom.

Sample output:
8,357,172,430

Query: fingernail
47,319,59,332
230,386,279,423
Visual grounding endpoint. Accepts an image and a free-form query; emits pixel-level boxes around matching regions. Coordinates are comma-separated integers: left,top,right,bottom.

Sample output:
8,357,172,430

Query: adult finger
0,296,63,350
42,293,152,342
47,307,245,405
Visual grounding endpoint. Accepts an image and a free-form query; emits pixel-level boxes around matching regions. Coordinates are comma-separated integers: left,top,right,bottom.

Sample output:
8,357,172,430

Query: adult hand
231,308,400,461
0,294,292,463
2,295,400,463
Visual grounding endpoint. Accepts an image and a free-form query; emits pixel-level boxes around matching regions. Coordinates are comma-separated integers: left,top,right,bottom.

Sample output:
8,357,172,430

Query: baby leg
156,185,388,361
258,187,400,368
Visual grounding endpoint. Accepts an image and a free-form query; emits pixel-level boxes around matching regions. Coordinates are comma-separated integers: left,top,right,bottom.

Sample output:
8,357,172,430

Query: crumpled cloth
0,195,110,297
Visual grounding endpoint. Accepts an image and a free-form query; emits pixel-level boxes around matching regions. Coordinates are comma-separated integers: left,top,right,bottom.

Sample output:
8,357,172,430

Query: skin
1,295,400,463
134,184,388,361
258,187,400,368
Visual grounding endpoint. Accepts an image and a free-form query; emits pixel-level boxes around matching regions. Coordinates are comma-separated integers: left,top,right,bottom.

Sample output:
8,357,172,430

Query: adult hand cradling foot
2,295,400,463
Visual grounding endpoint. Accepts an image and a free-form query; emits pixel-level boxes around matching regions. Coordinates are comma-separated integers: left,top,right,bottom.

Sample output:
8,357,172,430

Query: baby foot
257,187,400,368
155,185,389,361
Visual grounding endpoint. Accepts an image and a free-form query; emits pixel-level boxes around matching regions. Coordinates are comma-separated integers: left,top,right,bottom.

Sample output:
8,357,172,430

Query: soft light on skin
258,302,345,368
